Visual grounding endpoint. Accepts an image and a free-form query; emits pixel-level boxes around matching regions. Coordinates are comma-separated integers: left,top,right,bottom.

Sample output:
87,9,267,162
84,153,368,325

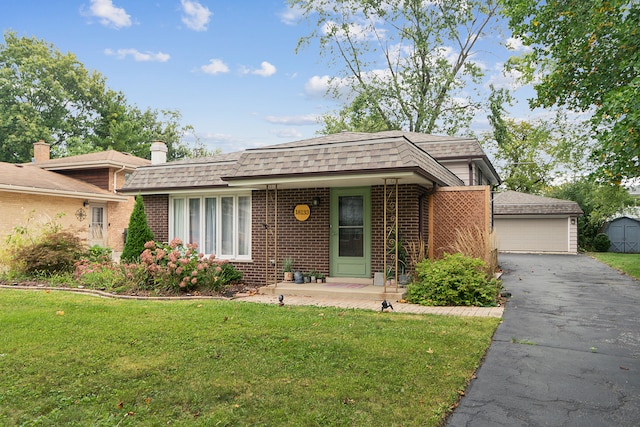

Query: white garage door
495,217,568,253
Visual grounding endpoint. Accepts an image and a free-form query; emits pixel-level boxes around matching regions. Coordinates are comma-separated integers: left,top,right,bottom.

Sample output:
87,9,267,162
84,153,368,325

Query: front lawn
0,289,500,426
590,252,640,280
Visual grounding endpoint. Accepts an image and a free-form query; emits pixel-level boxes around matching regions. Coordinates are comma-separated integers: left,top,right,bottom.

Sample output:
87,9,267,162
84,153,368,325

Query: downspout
468,158,473,186
419,184,438,241
113,164,126,193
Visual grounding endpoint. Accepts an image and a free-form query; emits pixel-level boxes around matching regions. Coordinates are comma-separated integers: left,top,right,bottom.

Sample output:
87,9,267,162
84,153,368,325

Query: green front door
330,187,371,278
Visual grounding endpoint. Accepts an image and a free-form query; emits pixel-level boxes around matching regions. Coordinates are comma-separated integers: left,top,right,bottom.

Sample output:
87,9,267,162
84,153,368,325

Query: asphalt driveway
447,253,640,427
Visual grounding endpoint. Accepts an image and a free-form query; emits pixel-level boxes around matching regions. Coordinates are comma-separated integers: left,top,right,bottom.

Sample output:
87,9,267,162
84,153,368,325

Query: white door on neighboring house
89,204,107,247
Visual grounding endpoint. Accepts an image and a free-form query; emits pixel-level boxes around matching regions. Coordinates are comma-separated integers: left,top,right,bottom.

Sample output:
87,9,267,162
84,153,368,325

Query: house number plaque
294,204,311,222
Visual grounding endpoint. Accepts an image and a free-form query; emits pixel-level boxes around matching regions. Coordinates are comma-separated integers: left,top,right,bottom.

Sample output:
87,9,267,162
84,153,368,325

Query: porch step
258,280,406,302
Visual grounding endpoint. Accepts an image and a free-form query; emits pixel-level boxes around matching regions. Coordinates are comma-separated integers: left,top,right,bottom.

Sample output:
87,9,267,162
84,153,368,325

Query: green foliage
292,0,500,135
484,87,594,193
86,245,112,263
0,31,200,163
282,257,294,272
406,253,501,307
501,0,640,181
74,239,243,295
12,230,86,276
139,238,242,293
545,178,633,250
120,195,154,262
593,233,611,252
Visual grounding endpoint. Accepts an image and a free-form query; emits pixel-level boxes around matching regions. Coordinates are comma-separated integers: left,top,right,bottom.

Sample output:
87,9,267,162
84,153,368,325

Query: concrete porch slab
258,280,406,301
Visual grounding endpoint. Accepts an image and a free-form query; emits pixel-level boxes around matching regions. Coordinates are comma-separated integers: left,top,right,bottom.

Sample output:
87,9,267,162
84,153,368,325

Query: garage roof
494,191,583,215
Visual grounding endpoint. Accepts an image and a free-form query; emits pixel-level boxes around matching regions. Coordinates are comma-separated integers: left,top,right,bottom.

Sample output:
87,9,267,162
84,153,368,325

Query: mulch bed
0,280,259,300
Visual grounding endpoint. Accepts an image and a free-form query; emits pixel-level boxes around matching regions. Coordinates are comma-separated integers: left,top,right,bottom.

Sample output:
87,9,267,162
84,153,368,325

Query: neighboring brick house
121,131,501,288
0,141,150,258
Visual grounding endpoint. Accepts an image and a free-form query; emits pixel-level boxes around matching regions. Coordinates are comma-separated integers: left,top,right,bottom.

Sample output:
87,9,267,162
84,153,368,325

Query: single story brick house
493,190,583,254
121,131,500,287
0,141,150,258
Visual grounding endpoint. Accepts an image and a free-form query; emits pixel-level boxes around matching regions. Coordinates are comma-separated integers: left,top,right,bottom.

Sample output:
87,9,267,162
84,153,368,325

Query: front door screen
338,196,364,257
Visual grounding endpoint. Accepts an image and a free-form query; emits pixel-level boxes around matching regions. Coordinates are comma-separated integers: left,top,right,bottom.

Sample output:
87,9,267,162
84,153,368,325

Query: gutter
0,185,128,202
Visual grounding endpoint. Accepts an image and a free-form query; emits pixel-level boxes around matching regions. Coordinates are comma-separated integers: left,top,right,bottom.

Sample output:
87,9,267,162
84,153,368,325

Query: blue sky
1,0,538,153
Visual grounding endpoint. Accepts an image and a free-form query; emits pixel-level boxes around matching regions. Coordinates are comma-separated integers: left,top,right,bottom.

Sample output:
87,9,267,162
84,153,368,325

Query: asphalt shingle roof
121,131,501,192
122,152,243,192
33,150,150,170
223,133,463,187
0,162,123,199
493,190,584,215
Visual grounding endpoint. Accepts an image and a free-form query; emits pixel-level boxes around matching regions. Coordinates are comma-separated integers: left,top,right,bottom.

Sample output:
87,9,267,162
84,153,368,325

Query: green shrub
139,238,243,293
13,230,86,276
406,253,501,307
593,233,611,252
121,195,154,262
86,245,113,263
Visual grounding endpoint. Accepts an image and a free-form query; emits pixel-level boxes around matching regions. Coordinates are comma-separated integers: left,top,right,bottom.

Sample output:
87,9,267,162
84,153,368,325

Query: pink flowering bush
138,238,242,293
74,238,242,295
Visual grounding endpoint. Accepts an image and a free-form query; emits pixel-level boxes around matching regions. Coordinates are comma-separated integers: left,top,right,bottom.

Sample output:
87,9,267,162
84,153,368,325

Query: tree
484,86,592,193
291,0,501,135
500,0,640,182
545,178,634,250
121,195,155,262
0,31,198,163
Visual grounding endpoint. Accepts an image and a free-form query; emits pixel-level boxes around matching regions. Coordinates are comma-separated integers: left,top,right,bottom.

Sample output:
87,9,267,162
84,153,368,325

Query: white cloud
279,5,304,25
304,75,331,97
271,128,303,139
201,58,229,75
505,37,532,52
181,0,212,31
86,0,131,29
104,48,170,62
252,61,277,77
265,114,319,125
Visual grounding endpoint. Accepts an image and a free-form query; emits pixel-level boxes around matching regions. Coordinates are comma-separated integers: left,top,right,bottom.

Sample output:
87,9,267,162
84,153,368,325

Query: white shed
493,191,583,254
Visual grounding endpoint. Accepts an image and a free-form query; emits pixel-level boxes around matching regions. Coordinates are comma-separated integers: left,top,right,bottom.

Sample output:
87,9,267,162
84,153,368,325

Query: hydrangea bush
139,238,242,292
75,238,242,295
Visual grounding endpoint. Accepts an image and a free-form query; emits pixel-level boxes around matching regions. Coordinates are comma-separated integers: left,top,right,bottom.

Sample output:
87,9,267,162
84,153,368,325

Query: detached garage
493,191,583,254
605,217,640,253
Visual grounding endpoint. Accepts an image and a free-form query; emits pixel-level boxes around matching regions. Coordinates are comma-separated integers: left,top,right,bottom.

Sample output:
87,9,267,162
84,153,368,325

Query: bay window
170,193,251,259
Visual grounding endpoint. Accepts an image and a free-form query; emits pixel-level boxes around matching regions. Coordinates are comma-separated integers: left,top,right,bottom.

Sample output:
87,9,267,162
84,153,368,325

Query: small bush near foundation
121,195,154,262
13,230,86,276
406,253,501,307
593,233,611,252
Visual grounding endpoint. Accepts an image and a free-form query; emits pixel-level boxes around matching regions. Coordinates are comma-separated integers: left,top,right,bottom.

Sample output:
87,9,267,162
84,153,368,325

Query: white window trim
169,192,251,261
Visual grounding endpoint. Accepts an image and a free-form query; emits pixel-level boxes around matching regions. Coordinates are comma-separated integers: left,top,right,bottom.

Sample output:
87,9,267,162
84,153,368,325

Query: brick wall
138,185,431,288
142,194,169,242
237,188,330,287
371,184,428,276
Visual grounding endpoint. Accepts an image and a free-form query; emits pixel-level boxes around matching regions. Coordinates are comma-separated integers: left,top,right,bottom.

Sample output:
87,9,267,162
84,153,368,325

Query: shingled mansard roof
0,162,127,201
31,150,150,171
493,190,584,215
122,132,469,193
122,152,243,192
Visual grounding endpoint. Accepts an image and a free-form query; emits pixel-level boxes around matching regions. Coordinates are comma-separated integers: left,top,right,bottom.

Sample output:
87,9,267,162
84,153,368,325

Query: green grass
0,289,500,426
590,252,640,280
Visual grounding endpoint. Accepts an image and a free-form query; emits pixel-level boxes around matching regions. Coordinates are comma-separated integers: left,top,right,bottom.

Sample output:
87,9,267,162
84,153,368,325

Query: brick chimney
150,140,167,165
33,140,50,162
